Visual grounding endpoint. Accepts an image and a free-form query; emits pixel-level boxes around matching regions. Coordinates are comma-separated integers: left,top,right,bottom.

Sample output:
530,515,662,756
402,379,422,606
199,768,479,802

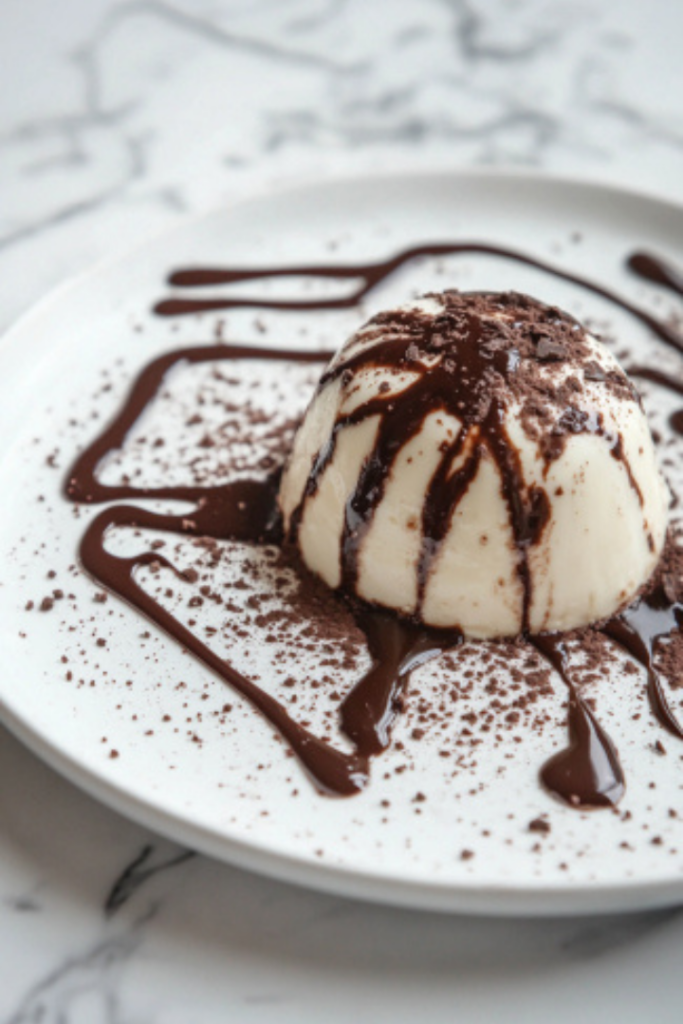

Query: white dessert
278,291,668,638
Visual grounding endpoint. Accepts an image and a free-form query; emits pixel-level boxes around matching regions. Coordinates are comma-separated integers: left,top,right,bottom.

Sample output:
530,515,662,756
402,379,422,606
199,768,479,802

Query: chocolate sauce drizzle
154,243,683,356
64,244,683,810
625,252,683,436
79,503,369,796
602,588,683,741
531,634,625,808
340,609,461,755
628,252,683,298
65,343,456,794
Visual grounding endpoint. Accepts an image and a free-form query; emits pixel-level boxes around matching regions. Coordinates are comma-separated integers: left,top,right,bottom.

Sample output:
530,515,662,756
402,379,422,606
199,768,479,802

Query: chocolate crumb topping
287,291,644,631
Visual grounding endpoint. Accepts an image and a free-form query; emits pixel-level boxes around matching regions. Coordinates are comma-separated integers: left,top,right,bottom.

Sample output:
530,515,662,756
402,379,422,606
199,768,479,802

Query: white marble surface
3,1,683,1020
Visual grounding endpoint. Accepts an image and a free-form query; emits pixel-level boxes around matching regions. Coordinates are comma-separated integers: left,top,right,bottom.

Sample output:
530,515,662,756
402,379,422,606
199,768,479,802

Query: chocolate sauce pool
65,245,683,809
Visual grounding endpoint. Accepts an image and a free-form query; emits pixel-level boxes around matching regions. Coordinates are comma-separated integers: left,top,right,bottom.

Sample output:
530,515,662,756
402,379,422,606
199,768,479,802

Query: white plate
2,171,683,917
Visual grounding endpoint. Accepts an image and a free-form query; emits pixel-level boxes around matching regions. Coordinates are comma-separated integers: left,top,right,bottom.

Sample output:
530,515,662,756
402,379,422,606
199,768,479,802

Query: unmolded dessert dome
278,291,668,639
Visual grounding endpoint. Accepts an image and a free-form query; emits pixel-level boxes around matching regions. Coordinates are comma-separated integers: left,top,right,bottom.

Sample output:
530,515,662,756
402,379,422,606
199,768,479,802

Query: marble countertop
3,2,683,1020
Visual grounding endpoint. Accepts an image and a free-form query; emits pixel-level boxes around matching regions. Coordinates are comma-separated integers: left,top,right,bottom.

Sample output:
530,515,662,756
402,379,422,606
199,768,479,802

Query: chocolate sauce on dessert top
65,243,683,810
286,292,643,632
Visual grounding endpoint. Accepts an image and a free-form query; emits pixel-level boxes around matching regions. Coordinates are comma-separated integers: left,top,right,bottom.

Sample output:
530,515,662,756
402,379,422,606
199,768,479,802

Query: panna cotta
278,290,668,638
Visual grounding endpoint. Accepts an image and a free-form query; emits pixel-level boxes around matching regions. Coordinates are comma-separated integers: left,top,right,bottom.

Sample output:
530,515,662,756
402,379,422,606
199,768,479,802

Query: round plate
2,170,683,916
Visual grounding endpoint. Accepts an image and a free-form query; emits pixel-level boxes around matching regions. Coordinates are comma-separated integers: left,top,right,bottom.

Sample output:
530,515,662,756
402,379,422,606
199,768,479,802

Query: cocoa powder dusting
57,245,683,812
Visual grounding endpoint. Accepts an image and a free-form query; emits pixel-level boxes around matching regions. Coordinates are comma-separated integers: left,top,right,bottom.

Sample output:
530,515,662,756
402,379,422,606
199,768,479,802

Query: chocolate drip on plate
532,634,625,809
602,588,683,740
339,607,460,754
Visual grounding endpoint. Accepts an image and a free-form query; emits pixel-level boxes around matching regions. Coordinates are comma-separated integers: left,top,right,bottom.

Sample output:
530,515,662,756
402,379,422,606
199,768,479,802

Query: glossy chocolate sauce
602,588,683,741
154,243,683,356
531,634,625,808
628,252,683,298
66,343,457,794
65,244,683,809
287,293,641,632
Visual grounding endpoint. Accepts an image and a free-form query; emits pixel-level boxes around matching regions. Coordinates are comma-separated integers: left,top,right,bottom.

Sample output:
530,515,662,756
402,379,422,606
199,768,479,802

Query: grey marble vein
558,907,683,960
0,0,370,256
4,0,683,263
3,907,155,1024
444,0,560,63
104,843,195,917
84,0,366,73
0,133,148,252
